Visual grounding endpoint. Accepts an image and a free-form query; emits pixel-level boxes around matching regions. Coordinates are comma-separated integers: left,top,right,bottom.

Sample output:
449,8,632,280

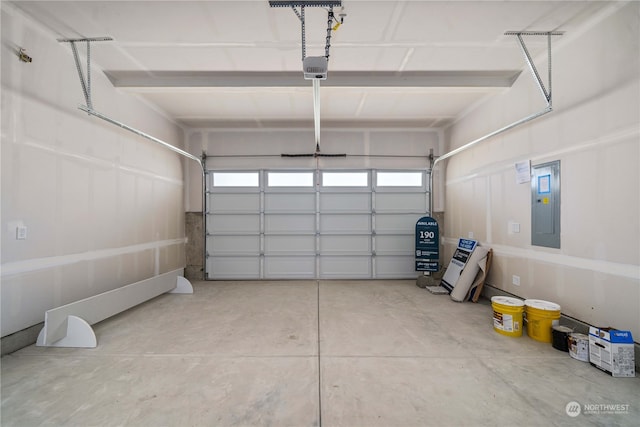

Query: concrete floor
1,280,638,426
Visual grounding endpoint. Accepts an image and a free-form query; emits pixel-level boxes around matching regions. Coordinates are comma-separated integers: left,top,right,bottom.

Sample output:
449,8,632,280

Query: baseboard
481,284,639,373
1,323,43,356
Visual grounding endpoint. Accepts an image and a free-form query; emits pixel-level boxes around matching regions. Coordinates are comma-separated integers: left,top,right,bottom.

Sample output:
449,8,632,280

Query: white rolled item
450,246,489,302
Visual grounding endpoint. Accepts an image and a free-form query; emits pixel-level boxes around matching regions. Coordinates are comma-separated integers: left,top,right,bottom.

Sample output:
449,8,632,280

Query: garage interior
1,1,639,426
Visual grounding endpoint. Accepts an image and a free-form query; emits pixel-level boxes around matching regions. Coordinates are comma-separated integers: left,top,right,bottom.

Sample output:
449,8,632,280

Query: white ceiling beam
176,118,454,129
106,70,521,88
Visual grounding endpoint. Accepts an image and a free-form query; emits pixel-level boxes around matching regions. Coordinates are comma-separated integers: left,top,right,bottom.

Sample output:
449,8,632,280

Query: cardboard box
589,327,635,378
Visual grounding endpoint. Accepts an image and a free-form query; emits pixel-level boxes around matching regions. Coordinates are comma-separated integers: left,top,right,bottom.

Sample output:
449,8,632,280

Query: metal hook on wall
18,48,33,63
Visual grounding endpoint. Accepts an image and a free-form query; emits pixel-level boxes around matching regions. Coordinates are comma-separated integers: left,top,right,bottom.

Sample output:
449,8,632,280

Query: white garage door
205,169,430,280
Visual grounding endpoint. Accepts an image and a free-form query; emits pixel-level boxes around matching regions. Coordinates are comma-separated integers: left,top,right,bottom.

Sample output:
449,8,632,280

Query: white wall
442,3,639,338
1,4,187,337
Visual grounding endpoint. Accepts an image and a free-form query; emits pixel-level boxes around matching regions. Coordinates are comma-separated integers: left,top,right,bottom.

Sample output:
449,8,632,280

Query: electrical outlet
512,222,520,233
512,275,520,286
16,225,27,240
468,231,474,239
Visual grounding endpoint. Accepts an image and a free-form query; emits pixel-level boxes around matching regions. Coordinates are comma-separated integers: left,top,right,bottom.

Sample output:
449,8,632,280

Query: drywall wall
442,3,639,338
1,4,187,337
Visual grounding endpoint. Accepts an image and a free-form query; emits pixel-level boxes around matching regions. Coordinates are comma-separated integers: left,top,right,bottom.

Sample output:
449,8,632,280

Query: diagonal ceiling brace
505,31,564,106
289,5,306,61
59,37,113,109
70,42,91,108
58,36,204,172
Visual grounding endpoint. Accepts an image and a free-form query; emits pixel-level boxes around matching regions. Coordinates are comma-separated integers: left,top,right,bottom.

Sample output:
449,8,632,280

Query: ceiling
13,1,615,129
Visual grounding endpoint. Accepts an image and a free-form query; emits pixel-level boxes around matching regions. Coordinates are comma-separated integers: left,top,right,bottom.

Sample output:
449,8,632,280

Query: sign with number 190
415,217,439,272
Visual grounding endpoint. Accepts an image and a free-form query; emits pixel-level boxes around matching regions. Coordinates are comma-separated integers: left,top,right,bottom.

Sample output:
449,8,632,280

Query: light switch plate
16,226,27,240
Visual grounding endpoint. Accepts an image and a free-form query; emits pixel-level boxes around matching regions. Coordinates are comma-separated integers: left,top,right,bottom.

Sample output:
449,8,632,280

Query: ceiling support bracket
270,1,341,61
59,36,206,277
58,36,204,173
505,31,563,106
290,5,306,61
58,37,113,109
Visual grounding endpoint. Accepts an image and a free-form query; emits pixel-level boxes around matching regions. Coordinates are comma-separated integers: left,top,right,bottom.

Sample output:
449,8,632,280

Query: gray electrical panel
531,160,560,248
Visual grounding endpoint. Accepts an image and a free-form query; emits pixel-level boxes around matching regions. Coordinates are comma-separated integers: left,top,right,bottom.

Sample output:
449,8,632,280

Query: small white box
589,327,635,378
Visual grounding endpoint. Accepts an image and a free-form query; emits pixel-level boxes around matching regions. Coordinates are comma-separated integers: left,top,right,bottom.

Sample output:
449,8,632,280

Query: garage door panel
320,235,371,254
321,214,371,233
265,235,315,255
376,193,426,212
208,193,260,213
375,256,416,278
207,214,260,234
265,214,315,233
207,257,260,279
376,213,424,233
207,235,260,255
376,235,414,255
265,193,315,212
320,256,371,278
264,256,316,279
320,193,370,212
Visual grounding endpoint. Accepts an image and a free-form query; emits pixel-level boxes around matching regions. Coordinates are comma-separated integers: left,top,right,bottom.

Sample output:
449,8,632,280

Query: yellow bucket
491,296,524,337
525,299,561,343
